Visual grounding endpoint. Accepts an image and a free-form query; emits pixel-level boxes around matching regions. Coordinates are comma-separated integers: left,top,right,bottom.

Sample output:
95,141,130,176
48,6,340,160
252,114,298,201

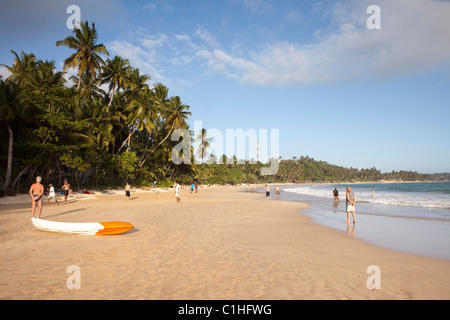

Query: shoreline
269,183,450,262
1,186,449,299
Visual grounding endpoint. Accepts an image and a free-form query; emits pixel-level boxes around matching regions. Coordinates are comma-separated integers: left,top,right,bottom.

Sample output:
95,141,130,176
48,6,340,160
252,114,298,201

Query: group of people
29,177,72,219
265,185,281,200
333,187,356,224
173,181,199,203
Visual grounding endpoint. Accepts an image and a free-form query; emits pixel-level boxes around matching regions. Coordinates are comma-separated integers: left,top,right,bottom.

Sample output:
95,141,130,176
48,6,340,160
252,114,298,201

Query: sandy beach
0,186,449,300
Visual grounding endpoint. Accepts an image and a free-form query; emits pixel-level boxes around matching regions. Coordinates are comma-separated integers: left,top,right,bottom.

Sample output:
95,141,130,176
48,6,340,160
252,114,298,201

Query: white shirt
49,186,56,197
175,184,180,196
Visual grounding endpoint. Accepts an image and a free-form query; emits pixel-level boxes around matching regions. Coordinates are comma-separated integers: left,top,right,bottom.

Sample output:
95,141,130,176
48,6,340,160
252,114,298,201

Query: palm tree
0,80,21,191
56,21,109,89
150,95,191,154
124,68,151,100
70,73,105,106
1,50,36,85
28,59,66,89
117,87,159,154
101,56,132,108
195,128,212,162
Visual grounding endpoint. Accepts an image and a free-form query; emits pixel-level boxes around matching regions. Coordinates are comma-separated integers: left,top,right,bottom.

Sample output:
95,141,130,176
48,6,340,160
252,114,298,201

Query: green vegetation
0,22,448,196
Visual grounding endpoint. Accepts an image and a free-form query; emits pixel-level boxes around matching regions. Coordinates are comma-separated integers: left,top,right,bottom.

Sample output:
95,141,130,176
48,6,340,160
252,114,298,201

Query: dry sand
0,186,449,300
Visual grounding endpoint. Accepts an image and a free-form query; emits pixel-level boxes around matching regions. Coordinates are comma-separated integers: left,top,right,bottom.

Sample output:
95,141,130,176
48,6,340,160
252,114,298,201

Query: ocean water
277,182,450,261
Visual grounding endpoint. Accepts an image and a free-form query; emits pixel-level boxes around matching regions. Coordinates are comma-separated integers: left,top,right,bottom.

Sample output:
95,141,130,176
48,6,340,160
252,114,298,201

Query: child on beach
174,181,181,203
47,184,59,206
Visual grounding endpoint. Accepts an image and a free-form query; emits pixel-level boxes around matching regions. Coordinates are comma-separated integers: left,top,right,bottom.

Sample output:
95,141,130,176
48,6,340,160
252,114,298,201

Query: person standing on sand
62,179,70,202
265,185,270,200
346,186,356,224
29,176,44,218
333,188,339,202
194,181,198,193
175,181,181,203
275,186,280,200
47,184,59,206
125,183,131,200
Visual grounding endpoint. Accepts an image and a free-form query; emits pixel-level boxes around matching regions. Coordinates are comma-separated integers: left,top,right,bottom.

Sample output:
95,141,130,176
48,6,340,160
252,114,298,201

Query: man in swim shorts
62,179,70,202
125,182,131,200
29,176,44,218
345,186,356,224
265,185,270,200
333,188,339,201
275,185,280,200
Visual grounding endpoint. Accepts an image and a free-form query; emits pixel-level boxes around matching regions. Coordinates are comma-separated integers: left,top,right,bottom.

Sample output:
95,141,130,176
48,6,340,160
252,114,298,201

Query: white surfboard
31,218,133,235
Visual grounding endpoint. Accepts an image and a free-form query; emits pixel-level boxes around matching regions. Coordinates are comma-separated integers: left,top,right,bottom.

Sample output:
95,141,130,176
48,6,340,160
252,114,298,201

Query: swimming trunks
33,195,42,202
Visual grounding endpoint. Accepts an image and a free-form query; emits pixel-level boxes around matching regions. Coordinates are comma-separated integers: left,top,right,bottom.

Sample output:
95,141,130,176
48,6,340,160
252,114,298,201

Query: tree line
1,21,193,195
1,22,447,196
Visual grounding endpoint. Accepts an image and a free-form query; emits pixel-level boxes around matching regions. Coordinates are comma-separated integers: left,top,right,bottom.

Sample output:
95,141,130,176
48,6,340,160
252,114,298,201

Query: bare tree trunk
108,85,116,108
116,126,138,156
3,124,13,191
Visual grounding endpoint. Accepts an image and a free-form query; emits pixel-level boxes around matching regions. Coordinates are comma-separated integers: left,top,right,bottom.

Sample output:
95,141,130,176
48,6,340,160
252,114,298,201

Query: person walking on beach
29,176,44,218
47,183,59,206
345,186,356,224
190,182,194,194
265,185,270,200
125,182,131,200
275,185,281,200
333,188,339,201
62,179,70,202
174,181,181,203
194,181,198,193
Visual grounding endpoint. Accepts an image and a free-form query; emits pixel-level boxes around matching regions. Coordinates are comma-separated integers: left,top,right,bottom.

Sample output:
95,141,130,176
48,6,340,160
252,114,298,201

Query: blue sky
1,0,450,173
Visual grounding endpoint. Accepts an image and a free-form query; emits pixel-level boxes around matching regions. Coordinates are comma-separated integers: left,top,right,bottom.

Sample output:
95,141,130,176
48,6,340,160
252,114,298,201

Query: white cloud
194,0,450,85
240,0,273,14
0,66,12,80
142,4,157,12
104,0,450,88
282,11,302,25
195,26,219,48
107,40,168,84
